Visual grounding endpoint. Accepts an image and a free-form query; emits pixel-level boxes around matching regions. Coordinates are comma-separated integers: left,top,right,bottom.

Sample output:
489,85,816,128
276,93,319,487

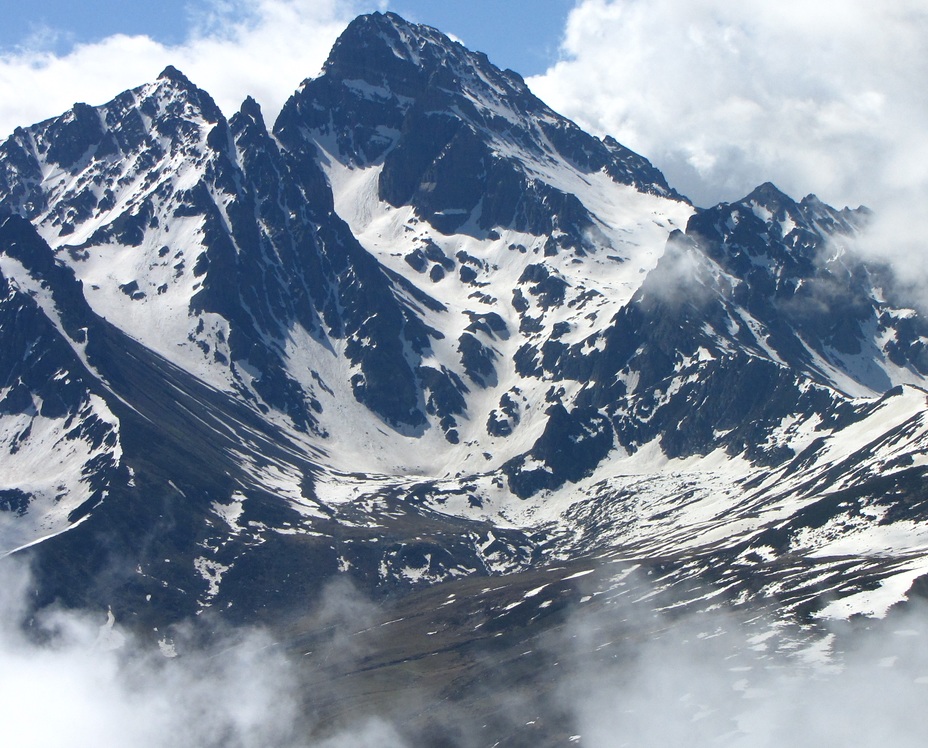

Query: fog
4,555,928,747
0,561,307,747
558,592,928,747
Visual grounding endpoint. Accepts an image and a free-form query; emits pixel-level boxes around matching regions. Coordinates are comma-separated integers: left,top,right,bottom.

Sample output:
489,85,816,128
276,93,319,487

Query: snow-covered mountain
1,10,928,681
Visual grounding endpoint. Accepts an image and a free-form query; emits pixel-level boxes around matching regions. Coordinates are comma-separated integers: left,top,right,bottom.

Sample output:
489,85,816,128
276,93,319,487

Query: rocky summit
2,11,928,746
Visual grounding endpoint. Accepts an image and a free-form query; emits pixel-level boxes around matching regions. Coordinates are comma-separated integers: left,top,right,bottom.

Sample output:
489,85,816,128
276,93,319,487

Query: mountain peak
744,181,792,207
344,10,443,46
238,95,263,120
230,95,269,140
337,11,519,94
321,10,468,86
275,7,680,233
158,65,191,85
365,10,417,29
150,66,223,124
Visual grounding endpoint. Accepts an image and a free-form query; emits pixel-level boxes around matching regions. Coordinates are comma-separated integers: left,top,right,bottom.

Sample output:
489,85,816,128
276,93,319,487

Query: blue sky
1,0,190,51
388,1,575,76
1,0,574,78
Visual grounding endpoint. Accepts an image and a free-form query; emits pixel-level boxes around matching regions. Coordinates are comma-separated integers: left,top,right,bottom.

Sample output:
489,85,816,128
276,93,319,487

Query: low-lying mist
0,559,305,747
3,557,928,747
558,588,928,747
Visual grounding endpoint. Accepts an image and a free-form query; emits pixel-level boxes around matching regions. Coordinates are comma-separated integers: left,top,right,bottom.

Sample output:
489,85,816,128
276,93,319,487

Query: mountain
2,10,928,744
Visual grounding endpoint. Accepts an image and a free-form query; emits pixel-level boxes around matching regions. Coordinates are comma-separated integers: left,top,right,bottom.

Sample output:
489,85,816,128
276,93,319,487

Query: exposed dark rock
504,404,614,498
458,332,497,388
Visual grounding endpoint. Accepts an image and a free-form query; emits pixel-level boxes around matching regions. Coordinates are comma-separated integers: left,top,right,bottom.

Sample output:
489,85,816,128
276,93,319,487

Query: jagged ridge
0,12,926,638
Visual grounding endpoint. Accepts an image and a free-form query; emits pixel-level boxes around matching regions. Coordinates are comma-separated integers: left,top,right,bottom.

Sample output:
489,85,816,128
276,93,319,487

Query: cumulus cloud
530,0,928,213
0,0,376,138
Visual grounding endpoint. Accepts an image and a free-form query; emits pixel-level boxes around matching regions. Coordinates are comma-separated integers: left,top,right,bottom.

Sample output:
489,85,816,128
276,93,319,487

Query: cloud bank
0,558,416,748
530,0,928,212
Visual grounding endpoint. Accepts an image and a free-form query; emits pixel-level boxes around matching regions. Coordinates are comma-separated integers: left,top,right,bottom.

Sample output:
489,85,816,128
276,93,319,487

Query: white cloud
0,558,414,747
0,559,305,747
0,0,367,138
554,570,928,748
530,0,928,212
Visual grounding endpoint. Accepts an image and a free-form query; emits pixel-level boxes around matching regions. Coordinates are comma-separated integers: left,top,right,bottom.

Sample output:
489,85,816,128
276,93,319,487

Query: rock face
276,12,679,239
0,10,927,639
0,215,122,556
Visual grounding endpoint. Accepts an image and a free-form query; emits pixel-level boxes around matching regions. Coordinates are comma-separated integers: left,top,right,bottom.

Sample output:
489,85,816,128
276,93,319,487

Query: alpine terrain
2,11,928,746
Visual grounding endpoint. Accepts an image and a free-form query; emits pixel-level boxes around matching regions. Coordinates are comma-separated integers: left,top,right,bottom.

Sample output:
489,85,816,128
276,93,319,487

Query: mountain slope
0,10,926,641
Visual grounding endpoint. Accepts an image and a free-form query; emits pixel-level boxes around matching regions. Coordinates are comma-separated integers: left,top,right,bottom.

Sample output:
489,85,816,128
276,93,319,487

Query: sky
0,0,574,78
0,0,926,225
